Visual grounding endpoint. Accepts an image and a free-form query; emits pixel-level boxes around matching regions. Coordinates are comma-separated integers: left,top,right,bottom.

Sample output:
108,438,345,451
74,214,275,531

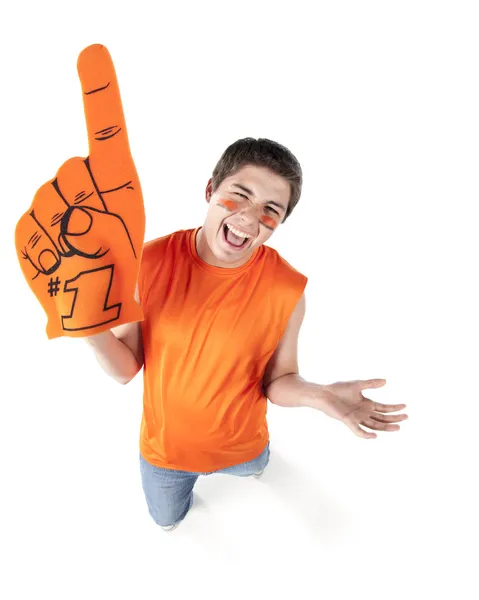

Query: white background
1,1,478,598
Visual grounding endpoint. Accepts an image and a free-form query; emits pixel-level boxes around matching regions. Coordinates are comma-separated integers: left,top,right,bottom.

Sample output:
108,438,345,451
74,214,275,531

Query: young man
16,45,407,533
85,137,408,532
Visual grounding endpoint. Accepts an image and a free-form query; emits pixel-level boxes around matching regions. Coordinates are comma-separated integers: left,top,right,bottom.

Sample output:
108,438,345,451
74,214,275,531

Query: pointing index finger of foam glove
77,44,131,163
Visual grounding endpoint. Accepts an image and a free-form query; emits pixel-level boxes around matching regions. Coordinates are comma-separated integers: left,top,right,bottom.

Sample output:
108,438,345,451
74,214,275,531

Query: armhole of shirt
290,272,308,317
138,236,169,309
265,250,308,341
277,271,308,345
138,245,150,307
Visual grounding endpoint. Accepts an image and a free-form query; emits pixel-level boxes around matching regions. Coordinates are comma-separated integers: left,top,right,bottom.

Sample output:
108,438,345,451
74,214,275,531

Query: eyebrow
231,183,287,212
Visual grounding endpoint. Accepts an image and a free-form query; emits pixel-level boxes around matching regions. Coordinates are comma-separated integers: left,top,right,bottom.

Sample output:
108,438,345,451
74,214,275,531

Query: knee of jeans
148,492,193,527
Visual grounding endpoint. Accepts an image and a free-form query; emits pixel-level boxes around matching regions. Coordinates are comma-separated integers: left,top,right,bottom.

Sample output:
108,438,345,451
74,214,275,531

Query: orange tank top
138,227,308,472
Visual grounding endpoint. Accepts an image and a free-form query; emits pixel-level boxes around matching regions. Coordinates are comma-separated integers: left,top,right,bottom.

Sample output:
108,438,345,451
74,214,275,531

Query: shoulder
262,244,308,288
138,229,191,302
141,228,191,265
143,228,187,255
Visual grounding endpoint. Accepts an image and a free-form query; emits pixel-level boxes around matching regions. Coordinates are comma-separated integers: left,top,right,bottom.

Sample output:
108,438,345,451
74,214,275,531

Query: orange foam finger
77,44,129,156
55,156,107,212
15,44,145,339
15,211,60,278
77,45,131,163
77,45,141,215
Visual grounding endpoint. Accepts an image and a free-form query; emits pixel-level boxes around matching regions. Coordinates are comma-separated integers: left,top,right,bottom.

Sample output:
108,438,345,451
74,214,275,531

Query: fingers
345,409,408,438
360,378,387,389
77,45,132,169
361,418,400,432
15,220,41,281
15,197,62,277
30,181,74,257
55,157,107,212
61,207,133,258
16,157,110,273
372,402,407,413
349,423,377,439
370,413,408,424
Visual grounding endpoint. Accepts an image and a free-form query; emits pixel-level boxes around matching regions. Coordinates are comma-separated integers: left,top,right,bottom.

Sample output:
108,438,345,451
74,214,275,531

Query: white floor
2,363,476,600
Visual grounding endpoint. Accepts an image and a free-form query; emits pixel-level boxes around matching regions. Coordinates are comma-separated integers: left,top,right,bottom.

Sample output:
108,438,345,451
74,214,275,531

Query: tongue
226,228,245,247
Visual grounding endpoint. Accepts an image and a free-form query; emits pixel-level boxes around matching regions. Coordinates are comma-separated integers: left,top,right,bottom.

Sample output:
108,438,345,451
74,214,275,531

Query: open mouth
222,224,252,250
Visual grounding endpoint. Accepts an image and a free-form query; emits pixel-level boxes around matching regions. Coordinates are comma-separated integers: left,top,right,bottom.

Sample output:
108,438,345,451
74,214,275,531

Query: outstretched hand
315,379,408,439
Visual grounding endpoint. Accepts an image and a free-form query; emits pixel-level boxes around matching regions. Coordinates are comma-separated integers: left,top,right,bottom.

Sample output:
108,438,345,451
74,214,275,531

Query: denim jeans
139,442,271,527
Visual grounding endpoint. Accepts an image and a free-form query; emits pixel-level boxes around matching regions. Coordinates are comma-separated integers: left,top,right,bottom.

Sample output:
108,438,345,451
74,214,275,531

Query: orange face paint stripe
218,198,279,231
217,199,239,211
260,215,278,231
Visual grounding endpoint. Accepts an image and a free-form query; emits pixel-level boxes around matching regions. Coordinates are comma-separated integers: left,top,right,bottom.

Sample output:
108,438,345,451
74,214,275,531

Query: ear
205,179,213,203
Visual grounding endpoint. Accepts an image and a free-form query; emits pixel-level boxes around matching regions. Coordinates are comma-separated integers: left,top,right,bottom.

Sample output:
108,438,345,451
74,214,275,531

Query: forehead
225,165,290,203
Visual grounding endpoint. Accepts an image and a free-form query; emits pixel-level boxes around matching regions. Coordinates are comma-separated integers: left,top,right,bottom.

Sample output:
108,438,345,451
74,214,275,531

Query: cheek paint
217,199,240,211
260,215,278,231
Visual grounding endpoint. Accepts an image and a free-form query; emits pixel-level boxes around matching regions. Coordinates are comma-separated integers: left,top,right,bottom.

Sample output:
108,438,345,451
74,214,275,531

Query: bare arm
263,293,312,406
84,284,144,385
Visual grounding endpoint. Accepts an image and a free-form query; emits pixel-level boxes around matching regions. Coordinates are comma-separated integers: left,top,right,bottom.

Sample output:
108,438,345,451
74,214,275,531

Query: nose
238,199,262,223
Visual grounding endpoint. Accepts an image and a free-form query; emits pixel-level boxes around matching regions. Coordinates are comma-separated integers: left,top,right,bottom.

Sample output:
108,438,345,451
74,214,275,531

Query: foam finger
15,210,61,276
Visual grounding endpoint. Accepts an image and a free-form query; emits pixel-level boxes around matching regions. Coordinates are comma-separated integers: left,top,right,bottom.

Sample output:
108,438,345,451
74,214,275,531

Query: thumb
360,378,387,390
61,206,133,258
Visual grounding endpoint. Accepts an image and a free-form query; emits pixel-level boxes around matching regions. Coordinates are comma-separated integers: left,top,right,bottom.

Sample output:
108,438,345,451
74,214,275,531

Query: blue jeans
139,442,271,527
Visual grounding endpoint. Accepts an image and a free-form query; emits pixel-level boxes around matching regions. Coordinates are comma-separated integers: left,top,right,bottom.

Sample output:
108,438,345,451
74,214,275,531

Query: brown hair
211,137,302,223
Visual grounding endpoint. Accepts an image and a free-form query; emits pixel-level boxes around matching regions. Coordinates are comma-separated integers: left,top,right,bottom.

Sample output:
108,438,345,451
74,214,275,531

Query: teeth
226,223,252,239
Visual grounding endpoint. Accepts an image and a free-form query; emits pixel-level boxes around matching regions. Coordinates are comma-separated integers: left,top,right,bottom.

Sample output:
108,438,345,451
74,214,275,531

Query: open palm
318,379,408,439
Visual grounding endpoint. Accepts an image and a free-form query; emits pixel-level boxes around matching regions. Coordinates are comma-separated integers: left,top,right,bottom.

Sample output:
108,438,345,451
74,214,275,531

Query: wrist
299,383,329,410
84,329,113,346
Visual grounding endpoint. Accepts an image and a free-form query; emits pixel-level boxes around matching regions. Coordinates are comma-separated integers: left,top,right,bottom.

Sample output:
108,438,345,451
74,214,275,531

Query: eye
234,192,248,199
266,206,280,216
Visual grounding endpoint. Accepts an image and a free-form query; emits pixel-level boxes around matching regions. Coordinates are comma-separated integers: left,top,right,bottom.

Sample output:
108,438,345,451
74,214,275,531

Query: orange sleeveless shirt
138,227,308,472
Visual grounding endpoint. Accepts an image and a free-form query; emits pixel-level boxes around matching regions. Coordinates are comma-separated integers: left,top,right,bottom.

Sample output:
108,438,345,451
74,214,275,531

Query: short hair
211,137,302,222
